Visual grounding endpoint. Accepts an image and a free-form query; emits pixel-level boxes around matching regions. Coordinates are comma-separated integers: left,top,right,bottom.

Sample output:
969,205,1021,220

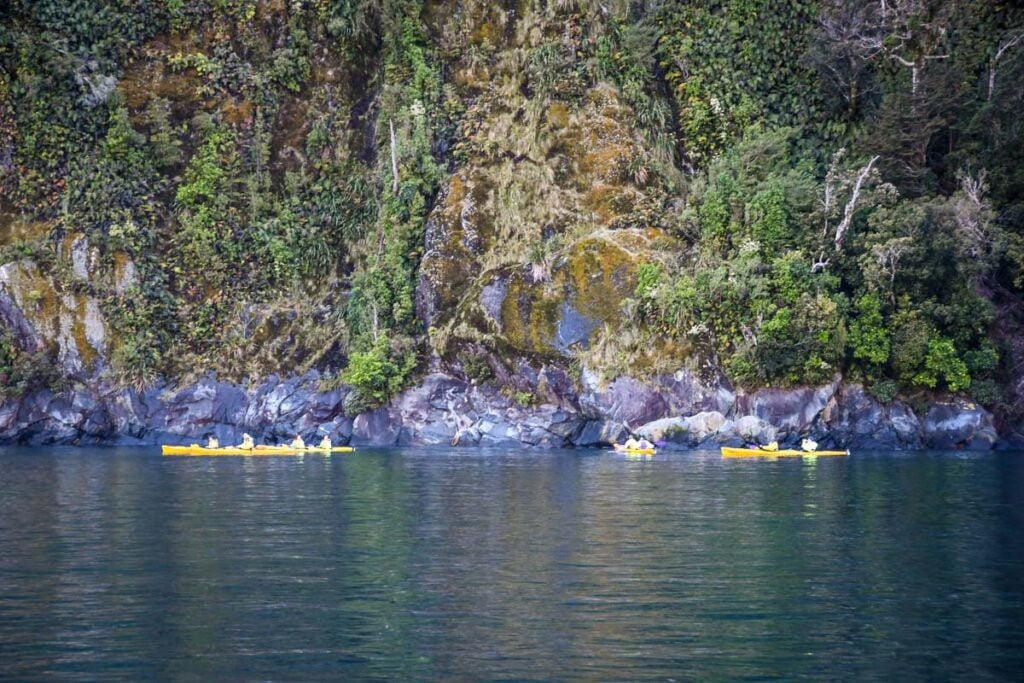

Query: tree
848,292,890,366
806,0,882,121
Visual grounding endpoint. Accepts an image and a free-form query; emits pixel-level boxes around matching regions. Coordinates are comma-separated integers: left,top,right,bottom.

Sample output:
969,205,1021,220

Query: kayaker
318,435,332,450
623,436,641,450
206,435,220,448
801,438,818,452
290,434,306,449
638,437,654,450
240,433,254,450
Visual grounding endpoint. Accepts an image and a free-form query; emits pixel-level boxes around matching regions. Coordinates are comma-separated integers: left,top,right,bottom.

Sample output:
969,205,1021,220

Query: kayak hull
614,445,656,455
721,446,848,458
162,445,355,456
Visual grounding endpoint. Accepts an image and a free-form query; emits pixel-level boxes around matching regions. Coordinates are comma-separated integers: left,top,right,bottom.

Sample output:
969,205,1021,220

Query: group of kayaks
612,443,849,457
163,441,846,458
162,444,354,457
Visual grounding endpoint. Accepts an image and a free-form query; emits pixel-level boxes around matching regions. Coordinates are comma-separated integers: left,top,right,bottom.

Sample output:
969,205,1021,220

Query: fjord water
1,448,1021,680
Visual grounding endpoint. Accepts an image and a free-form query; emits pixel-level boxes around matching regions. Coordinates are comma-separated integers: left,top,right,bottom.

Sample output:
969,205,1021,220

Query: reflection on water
1,448,1022,680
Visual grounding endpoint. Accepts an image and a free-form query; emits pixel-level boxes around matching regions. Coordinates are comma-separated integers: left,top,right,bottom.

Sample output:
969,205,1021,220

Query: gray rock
451,427,482,446
636,411,729,448
923,401,997,450
0,261,46,352
516,405,584,447
635,416,690,448
352,407,401,446
818,384,922,449
0,400,20,433
480,276,508,330
0,363,1011,451
734,379,839,439
732,415,777,444
307,388,346,421
478,419,523,446
114,258,138,295
580,375,668,427
554,301,599,354
70,235,90,281
537,365,579,410
661,368,735,415
574,419,627,447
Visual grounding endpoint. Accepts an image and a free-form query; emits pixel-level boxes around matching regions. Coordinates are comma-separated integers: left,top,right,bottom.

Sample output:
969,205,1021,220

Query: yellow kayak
614,444,656,455
162,445,355,456
721,446,848,458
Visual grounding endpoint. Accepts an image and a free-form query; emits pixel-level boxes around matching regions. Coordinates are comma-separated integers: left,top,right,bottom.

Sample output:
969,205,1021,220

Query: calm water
0,447,1022,681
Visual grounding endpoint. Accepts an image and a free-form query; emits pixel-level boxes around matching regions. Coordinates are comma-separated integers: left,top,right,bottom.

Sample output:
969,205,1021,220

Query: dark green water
0,448,1022,681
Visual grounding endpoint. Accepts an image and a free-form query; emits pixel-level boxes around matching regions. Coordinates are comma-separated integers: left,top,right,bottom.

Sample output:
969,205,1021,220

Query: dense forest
1,0,1023,425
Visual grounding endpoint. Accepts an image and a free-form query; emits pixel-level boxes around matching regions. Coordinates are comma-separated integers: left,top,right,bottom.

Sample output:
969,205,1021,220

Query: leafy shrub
890,310,931,386
143,97,182,168
0,334,62,400
870,379,899,405
964,346,999,377
913,337,971,393
848,293,890,366
969,379,1001,407
457,350,493,384
342,337,417,406
514,391,536,408
748,183,790,253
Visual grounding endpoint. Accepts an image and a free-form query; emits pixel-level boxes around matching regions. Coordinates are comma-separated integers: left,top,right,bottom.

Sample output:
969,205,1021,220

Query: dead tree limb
834,155,879,252
989,32,1024,100
389,118,399,194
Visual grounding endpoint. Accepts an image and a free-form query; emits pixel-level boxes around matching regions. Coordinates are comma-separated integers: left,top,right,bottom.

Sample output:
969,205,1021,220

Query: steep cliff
1,1,1023,447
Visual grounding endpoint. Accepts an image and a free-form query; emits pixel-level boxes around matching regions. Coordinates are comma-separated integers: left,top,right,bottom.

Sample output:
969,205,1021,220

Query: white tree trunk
834,155,880,252
389,118,399,194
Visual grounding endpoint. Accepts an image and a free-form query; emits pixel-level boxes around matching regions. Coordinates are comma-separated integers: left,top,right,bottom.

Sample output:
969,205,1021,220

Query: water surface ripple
1,448,1022,680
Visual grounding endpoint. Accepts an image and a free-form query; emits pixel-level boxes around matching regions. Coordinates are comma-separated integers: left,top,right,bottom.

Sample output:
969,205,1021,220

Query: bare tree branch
811,252,831,273
989,32,1024,100
389,118,399,194
873,238,911,305
954,170,991,258
834,155,880,252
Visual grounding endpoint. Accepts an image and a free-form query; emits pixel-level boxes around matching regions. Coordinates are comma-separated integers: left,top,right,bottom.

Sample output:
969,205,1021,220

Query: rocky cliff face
1,1,1021,450
0,367,1008,450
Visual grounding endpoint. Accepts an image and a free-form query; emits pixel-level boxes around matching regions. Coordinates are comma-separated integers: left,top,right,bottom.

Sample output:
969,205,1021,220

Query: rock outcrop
0,369,1004,451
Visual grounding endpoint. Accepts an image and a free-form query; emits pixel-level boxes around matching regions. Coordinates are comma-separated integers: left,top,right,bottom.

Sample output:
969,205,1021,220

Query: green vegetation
0,334,62,400
0,0,1022,421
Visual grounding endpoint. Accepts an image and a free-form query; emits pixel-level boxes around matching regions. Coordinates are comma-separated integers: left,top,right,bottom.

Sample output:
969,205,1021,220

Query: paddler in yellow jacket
318,435,332,450
206,435,220,448
290,434,306,449
240,433,254,450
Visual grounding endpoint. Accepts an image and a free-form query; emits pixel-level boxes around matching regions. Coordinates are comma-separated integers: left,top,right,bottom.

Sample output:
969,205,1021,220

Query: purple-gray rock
818,384,922,449
579,375,668,427
734,379,839,439
0,364,1012,451
661,368,735,416
573,419,627,447
923,401,997,450
352,407,401,446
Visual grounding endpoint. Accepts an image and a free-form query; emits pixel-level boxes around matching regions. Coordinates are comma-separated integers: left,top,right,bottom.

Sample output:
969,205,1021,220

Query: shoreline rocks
0,371,1012,451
